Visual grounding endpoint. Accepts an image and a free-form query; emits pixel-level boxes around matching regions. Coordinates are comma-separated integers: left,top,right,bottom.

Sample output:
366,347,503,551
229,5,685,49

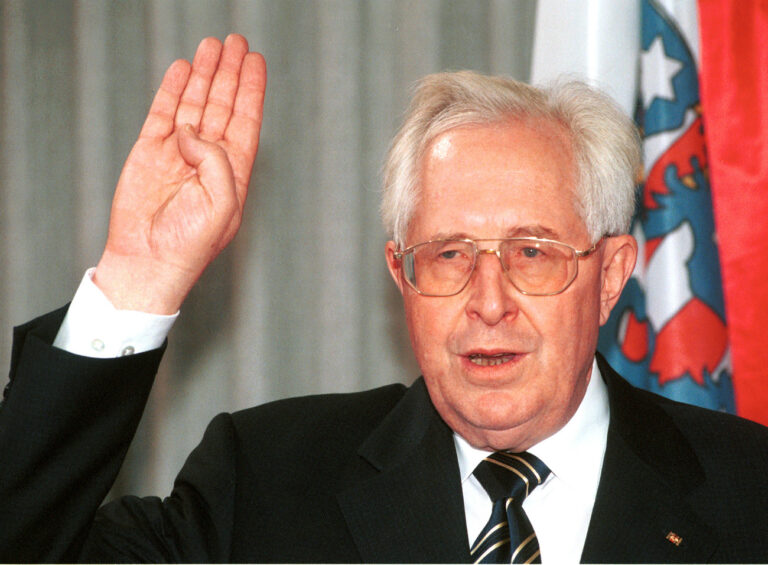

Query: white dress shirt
454,359,610,563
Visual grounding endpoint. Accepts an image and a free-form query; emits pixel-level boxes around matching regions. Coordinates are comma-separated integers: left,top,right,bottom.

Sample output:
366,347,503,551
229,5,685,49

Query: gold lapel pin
666,531,683,546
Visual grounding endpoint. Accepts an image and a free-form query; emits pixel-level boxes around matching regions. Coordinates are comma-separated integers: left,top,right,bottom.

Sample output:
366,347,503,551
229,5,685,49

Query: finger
174,37,223,129
200,34,249,140
139,59,192,140
225,52,267,200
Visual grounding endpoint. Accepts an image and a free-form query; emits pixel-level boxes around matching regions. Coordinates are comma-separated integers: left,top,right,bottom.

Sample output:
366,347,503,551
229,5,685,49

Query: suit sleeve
0,307,164,562
81,412,239,562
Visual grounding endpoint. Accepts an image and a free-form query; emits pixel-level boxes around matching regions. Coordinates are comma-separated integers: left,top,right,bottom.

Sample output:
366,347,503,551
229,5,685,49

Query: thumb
177,123,220,166
177,124,236,200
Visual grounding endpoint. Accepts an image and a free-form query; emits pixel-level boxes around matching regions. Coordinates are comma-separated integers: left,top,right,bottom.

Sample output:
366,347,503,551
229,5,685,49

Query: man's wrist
92,251,195,315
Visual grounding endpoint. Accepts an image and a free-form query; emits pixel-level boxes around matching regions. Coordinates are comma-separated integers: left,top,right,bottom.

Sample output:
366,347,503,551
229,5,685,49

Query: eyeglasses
394,237,604,297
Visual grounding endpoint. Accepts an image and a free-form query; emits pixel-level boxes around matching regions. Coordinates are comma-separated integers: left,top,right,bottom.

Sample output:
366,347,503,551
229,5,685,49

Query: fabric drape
0,0,536,497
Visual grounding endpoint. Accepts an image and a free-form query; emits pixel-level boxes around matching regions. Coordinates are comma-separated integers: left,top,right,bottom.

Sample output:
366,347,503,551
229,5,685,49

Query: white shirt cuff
53,268,178,358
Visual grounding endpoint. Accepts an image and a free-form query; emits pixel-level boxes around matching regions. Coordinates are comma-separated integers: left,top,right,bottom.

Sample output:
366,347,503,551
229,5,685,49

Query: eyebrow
429,225,563,241
505,225,562,239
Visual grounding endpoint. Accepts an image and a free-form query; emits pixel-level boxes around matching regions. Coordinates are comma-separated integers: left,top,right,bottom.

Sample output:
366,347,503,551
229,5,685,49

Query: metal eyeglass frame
393,236,606,297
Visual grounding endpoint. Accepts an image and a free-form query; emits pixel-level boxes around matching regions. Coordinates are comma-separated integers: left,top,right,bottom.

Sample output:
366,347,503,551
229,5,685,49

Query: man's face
386,119,635,451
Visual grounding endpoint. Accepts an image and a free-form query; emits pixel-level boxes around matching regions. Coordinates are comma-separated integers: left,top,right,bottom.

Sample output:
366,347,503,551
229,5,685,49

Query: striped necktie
470,451,551,564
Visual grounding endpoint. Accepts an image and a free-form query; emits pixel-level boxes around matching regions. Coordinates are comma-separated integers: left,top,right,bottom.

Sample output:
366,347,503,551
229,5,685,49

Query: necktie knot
474,451,551,503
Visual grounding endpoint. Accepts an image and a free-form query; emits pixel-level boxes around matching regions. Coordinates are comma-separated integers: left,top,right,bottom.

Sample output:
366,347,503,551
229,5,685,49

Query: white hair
381,71,641,247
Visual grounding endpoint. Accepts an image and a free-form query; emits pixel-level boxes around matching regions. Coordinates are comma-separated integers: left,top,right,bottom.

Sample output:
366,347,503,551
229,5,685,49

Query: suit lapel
582,356,718,563
337,379,471,563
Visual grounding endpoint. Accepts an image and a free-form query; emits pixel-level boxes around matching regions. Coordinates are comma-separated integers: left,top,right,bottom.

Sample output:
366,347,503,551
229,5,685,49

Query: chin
439,390,545,451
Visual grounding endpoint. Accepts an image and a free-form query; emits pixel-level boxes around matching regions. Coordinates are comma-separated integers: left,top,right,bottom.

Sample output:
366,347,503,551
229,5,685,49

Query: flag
698,0,768,425
598,0,735,412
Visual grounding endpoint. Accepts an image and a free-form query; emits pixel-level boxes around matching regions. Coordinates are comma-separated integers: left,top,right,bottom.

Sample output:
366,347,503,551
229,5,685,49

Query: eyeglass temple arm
576,236,608,258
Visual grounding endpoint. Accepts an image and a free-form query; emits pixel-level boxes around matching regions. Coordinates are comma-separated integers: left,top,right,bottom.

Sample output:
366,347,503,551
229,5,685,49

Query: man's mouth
467,352,518,367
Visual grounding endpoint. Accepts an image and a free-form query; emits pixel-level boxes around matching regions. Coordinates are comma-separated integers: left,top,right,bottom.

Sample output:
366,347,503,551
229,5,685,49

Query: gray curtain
0,0,536,496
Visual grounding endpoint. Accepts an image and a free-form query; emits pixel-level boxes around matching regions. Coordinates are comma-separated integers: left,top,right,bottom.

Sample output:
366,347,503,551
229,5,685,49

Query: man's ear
385,240,406,295
598,234,638,326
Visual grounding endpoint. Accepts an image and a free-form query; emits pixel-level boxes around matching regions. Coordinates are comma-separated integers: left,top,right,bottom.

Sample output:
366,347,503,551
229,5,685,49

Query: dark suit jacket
1,307,767,562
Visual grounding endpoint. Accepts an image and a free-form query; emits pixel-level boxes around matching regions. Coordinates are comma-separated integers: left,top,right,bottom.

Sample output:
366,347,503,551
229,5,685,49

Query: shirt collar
454,357,609,497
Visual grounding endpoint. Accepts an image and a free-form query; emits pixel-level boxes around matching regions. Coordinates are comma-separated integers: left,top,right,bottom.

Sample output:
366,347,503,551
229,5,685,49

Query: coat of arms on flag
598,0,734,412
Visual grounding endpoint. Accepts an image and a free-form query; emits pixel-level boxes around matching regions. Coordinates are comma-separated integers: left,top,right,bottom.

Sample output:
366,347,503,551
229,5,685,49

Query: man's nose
465,250,519,325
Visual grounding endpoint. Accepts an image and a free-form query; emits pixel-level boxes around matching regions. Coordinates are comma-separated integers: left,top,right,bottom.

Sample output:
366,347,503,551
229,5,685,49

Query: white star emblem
641,35,684,110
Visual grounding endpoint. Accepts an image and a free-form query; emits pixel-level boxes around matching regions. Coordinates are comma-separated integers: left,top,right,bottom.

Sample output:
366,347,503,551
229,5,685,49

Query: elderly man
1,35,767,563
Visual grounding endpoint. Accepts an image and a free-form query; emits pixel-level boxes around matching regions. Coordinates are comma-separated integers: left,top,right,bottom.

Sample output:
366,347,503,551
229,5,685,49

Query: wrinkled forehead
408,119,585,243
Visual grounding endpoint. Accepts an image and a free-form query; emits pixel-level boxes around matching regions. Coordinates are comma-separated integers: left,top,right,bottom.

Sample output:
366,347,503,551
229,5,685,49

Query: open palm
95,35,266,314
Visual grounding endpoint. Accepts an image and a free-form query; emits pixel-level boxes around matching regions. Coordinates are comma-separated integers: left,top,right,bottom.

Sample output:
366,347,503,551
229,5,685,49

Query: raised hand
93,34,266,314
